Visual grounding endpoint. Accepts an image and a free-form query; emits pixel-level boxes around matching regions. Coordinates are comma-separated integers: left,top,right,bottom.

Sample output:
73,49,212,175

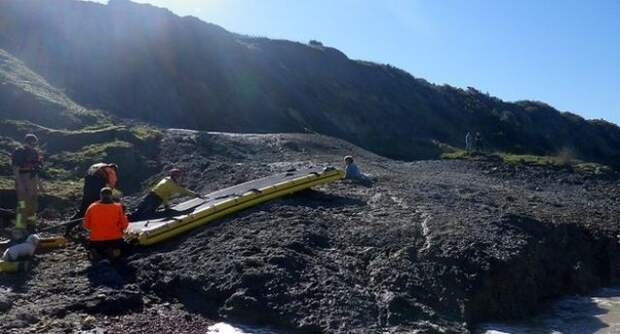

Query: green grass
50,140,133,167
440,149,471,160
0,49,106,128
0,176,82,200
130,126,163,141
441,148,612,174
500,153,561,167
0,176,12,190
41,179,82,199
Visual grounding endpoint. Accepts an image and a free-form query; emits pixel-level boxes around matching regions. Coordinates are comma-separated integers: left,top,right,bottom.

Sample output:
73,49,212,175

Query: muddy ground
1,129,620,333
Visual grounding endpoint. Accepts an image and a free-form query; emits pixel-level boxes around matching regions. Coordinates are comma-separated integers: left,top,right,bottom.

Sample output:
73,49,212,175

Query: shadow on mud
280,189,367,208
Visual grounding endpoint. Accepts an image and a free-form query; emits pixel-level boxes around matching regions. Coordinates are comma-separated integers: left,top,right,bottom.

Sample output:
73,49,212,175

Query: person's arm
83,206,93,231
181,187,199,197
170,182,199,198
118,206,129,231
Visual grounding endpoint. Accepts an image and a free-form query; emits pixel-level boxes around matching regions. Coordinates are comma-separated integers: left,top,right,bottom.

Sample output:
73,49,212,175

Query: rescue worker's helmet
24,133,38,145
100,187,113,201
169,168,183,178
344,156,354,164
100,187,113,196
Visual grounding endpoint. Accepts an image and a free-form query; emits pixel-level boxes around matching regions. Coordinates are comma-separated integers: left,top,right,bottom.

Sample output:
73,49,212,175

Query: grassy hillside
0,48,162,212
0,0,619,168
0,49,106,129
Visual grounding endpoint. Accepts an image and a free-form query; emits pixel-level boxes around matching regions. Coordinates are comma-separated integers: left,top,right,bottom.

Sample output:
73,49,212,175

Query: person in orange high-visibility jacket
83,187,128,261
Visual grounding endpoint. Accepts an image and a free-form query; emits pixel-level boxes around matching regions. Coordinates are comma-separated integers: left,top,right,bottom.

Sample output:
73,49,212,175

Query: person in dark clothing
474,132,483,152
65,163,118,236
75,163,119,219
11,133,44,239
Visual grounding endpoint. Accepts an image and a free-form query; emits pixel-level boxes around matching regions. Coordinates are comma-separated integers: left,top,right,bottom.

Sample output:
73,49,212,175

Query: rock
81,315,96,329
0,294,14,312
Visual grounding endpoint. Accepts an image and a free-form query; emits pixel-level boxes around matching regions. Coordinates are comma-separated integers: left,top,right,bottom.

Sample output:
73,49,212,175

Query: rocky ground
1,129,620,333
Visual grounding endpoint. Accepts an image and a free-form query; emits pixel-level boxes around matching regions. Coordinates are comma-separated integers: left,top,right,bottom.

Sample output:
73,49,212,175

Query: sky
91,0,620,125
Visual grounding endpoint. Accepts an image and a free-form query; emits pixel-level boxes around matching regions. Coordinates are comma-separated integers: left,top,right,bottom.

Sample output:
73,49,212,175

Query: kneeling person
83,187,128,261
129,169,201,221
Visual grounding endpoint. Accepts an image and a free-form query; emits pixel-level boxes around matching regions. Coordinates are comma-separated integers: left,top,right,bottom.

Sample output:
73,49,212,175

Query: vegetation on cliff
0,0,619,168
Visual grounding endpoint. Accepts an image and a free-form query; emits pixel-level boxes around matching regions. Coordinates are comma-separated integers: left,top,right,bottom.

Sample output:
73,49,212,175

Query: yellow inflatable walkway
125,167,344,246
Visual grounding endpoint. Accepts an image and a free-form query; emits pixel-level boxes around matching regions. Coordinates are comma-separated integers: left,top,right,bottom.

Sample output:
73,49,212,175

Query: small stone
82,315,96,329
0,295,14,312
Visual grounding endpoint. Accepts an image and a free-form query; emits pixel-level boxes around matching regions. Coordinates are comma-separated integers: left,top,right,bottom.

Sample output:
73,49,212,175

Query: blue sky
92,0,620,125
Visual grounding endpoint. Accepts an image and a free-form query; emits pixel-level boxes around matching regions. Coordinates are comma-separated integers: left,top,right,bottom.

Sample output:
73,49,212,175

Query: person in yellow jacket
128,169,201,221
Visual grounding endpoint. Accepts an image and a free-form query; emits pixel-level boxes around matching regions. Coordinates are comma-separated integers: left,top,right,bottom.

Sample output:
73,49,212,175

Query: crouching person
128,168,201,222
83,187,128,262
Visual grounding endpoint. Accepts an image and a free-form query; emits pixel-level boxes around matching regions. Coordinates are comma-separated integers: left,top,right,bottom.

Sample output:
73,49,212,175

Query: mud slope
1,130,619,334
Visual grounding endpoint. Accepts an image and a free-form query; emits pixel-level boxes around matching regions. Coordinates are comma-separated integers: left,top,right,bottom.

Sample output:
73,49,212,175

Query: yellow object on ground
0,260,30,273
126,167,344,246
152,176,197,206
38,236,67,250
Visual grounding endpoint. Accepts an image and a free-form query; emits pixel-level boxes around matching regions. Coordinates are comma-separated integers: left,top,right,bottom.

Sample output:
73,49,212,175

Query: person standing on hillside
83,187,128,261
11,134,44,239
465,131,473,152
128,169,201,222
474,132,484,152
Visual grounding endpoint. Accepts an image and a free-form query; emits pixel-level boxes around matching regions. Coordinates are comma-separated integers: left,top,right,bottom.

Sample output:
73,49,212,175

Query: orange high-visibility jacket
83,201,128,241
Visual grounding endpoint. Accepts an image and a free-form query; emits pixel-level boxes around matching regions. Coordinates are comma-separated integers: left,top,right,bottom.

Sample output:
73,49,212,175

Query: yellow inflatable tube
127,168,344,246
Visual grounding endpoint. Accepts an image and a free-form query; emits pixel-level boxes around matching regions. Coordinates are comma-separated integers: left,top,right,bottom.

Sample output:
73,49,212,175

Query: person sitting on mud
65,163,119,236
83,187,129,262
128,169,202,222
343,156,373,184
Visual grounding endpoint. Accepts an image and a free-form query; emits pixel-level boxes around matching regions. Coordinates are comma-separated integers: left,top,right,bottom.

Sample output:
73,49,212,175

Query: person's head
169,168,183,182
344,156,354,165
24,133,38,147
100,187,113,202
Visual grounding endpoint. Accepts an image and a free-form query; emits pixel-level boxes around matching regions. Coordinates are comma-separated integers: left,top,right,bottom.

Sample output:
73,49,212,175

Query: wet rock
0,293,14,312
221,290,262,323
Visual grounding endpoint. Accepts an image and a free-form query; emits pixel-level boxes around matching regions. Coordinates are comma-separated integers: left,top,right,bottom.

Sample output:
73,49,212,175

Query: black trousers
76,175,107,218
88,239,125,261
65,175,106,235
128,192,163,222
